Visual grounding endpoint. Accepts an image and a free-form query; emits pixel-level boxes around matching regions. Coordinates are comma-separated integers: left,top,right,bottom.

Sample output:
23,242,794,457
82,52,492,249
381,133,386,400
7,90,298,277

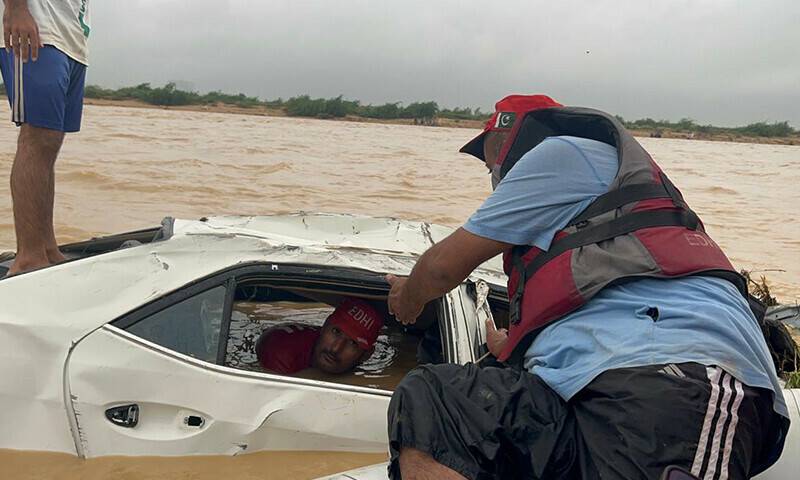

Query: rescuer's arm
386,227,511,325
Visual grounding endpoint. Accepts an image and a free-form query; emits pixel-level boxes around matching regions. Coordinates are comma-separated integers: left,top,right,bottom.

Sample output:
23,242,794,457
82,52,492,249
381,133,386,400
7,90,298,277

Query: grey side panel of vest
569,205,663,296
571,235,661,298
548,107,657,190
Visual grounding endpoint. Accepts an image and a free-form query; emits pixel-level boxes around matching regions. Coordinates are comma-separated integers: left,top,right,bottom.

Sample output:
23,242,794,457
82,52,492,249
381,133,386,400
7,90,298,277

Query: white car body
0,213,795,479
0,213,501,458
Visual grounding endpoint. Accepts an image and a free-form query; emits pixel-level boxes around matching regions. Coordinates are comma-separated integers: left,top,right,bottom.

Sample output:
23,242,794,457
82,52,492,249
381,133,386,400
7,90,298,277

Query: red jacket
256,324,320,374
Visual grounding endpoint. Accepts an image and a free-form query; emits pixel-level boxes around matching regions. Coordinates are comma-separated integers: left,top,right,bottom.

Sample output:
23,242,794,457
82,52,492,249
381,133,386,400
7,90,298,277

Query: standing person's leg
0,46,86,275
8,124,65,274
43,144,65,264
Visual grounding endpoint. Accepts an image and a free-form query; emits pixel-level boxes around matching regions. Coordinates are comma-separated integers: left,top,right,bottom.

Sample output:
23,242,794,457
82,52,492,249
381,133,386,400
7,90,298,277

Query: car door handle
105,404,139,428
184,415,205,428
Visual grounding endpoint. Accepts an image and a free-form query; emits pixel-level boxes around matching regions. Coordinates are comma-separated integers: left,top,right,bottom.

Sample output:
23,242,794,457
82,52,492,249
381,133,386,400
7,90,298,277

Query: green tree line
615,115,796,138
82,83,484,122
84,83,264,108
0,82,795,137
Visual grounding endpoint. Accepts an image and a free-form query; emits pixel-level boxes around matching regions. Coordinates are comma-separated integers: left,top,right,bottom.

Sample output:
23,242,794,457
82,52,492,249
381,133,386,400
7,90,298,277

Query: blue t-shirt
464,135,787,418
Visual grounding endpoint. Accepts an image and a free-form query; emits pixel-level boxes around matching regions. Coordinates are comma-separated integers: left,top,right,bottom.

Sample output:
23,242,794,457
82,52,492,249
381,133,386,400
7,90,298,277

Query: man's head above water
255,297,385,375
311,297,385,373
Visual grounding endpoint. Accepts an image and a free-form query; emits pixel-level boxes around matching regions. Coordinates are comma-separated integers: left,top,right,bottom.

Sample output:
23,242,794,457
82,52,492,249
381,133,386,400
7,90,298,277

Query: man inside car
255,297,384,375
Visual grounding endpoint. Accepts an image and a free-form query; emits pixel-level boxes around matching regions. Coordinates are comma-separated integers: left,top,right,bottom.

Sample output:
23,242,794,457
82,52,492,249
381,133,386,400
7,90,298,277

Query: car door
65,264,388,457
447,280,494,362
65,262,462,458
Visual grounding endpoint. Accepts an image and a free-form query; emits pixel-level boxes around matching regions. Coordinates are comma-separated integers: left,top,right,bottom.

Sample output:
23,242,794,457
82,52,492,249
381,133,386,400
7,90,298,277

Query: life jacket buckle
685,210,699,231
509,301,521,325
509,290,523,325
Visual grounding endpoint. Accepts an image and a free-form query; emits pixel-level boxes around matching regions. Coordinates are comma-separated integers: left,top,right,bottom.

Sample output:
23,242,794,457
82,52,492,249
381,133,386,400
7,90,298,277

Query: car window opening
226,281,444,391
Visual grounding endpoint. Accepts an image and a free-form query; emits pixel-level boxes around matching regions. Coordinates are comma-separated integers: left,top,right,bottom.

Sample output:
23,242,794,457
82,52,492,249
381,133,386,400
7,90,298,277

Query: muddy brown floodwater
0,449,388,480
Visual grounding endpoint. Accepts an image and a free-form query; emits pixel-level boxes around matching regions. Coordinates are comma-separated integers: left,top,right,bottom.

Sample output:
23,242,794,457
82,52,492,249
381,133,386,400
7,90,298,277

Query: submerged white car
0,213,797,479
1,213,504,459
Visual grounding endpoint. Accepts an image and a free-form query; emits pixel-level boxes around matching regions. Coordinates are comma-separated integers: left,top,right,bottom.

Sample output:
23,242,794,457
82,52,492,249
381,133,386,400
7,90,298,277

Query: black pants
387,362,788,480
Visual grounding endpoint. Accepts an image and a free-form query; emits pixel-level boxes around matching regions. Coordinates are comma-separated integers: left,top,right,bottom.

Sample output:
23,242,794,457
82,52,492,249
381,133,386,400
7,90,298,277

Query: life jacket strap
509,209,702,325
508,245,528,325
659,172,699,231
568,183,672,226
529,209,700,280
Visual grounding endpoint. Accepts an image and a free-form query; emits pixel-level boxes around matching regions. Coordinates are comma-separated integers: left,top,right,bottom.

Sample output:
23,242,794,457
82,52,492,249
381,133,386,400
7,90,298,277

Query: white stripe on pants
691,366,745,480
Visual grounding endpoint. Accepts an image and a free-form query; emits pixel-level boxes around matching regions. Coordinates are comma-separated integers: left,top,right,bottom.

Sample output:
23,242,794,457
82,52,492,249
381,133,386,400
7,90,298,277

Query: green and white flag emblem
79,0,90,37
495,112,516,129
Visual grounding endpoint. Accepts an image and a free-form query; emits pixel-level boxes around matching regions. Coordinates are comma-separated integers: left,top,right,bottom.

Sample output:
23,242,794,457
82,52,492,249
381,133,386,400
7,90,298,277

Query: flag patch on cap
494,112,516,129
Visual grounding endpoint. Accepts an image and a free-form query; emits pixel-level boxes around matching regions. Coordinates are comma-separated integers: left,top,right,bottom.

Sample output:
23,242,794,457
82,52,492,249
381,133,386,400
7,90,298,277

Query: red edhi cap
460,94,562,161
327,297,384,350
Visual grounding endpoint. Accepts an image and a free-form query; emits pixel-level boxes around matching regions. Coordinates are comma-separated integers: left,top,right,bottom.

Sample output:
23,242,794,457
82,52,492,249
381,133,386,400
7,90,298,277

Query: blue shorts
0,45,86,132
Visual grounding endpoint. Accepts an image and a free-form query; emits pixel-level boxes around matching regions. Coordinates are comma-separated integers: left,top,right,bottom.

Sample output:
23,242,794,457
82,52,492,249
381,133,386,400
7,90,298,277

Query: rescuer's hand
486,318,508,357
3,3,41,62
386,274,425,325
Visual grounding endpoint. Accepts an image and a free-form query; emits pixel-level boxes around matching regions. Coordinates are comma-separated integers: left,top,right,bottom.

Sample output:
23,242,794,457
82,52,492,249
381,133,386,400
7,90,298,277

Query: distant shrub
285,95,327,117
143,83,201,106
263,98,285,108
439,107,475,120
734,121,794,138
620,116,795,138
360,102,402,119
84,84,116,99
401,101,439,120
84,82,261,108
202,90,261,108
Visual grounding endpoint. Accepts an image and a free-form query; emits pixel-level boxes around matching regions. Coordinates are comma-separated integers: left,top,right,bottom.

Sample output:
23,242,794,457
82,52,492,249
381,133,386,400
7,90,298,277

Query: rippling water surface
0,104,798,478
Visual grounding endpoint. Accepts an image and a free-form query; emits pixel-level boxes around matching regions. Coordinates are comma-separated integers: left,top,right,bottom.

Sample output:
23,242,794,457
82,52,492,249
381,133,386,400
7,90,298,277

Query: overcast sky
88,0,799,127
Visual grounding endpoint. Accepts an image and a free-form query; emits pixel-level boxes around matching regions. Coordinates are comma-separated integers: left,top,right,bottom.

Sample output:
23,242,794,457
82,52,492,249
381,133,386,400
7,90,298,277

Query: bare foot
47,248,66,265
6,254,51,277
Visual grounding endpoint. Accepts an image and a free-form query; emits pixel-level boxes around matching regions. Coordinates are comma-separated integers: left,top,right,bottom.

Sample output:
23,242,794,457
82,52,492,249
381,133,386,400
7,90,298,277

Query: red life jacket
494,107,748,363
